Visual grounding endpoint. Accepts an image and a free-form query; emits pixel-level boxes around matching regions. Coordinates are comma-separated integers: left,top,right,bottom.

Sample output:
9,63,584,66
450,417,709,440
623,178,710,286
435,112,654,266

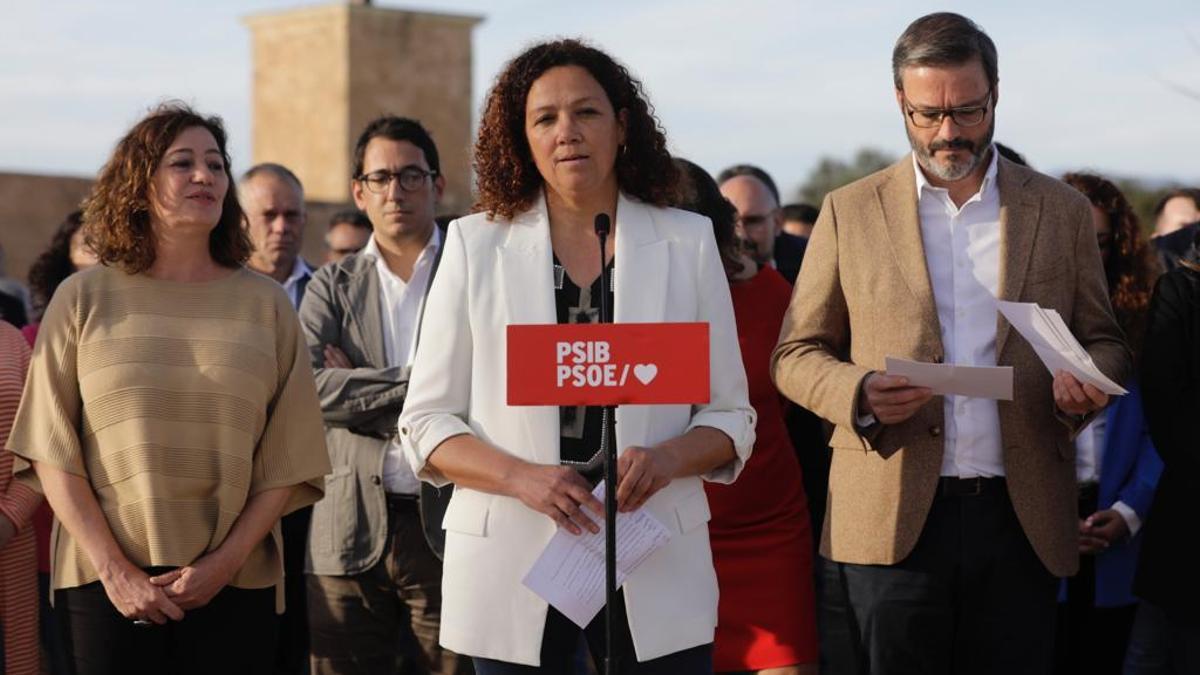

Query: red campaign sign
506,322,710,406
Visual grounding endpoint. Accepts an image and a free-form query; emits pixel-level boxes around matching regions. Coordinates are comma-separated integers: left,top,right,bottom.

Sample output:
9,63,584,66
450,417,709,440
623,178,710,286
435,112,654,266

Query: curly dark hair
27,210,85,319
672,158,745,281
474,39,679,219
82,102,251,274
1063,172,1162,357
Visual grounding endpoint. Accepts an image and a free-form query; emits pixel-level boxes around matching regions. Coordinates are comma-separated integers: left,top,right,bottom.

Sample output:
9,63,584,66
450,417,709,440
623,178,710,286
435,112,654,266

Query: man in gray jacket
299,116,466,674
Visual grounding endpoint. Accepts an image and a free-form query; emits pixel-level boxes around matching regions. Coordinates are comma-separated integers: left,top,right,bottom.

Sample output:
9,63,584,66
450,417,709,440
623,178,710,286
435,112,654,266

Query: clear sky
2,0,1198,200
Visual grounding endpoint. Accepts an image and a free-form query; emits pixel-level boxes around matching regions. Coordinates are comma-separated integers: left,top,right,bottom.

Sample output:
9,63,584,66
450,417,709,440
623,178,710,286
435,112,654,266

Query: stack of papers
522,482,672,627
996,301,1127,395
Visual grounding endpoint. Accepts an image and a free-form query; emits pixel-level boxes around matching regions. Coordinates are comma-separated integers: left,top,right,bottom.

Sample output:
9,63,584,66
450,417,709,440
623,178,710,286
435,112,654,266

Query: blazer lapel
339,256,388,368
498,194,559,466
876,159,941,332
995,159,1042,359
613,194,666,452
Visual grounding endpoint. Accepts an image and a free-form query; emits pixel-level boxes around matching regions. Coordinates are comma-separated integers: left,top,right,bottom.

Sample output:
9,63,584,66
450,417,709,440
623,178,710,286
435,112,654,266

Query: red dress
706,265,818,670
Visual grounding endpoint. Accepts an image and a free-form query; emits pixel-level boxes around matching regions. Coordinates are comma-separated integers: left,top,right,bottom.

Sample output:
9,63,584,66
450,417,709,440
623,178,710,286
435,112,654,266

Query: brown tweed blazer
771,156,1132,577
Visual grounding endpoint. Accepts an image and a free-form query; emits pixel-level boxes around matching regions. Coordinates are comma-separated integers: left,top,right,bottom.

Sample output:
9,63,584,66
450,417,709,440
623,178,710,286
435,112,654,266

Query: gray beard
908,119,995,182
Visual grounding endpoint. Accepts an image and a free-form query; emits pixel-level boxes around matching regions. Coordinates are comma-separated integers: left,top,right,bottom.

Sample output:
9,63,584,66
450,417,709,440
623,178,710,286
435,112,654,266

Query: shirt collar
283,257,312,287
362,226,442,271
912,143,999,200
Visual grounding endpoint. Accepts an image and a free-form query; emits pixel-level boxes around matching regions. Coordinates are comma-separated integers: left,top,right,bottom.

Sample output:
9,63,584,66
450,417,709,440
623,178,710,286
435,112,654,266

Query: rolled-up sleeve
400,220,475,487
687,222,756,484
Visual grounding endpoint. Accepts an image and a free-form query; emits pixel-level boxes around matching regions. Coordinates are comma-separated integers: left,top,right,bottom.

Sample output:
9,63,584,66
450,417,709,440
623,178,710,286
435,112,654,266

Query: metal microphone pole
594,213,619,675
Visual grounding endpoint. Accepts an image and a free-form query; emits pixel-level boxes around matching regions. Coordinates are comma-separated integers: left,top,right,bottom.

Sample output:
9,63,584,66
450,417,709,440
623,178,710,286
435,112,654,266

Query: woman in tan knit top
4,103,331,675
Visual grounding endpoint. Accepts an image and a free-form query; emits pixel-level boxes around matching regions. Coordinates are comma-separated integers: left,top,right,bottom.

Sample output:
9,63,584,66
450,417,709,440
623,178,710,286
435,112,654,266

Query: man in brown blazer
771,13,1131,675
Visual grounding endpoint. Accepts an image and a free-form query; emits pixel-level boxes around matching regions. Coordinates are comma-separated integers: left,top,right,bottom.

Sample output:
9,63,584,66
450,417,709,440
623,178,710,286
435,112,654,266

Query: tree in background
794,148,895,206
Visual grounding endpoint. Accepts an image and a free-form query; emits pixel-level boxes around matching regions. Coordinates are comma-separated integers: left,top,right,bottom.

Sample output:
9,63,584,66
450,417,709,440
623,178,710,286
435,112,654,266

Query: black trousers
821,478,1058,675
278,506,313,674
55,573,277,675
471,590,712,674
1054,484,1136,675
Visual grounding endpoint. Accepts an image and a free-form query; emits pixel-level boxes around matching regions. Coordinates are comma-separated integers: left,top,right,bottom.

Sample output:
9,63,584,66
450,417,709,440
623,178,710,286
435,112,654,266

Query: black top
1136,254,1200,619
553,255,615,482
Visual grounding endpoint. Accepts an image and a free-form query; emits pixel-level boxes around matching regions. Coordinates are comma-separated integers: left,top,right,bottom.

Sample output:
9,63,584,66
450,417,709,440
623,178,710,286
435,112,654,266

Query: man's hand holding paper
996,300,1128,397
995,299,1124,419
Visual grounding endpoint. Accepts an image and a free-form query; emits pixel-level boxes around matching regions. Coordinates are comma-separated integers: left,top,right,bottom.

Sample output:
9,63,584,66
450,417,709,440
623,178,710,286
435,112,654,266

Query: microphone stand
594,213,619,675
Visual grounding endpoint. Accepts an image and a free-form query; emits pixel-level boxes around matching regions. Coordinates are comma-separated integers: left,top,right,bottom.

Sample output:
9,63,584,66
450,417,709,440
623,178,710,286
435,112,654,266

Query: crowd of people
0,10,1198,675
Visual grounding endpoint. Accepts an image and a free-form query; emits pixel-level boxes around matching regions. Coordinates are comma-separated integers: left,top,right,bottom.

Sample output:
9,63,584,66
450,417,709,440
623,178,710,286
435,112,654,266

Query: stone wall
0,171,352,284
245,4,481,214
244,5,352,205
0,172,94,284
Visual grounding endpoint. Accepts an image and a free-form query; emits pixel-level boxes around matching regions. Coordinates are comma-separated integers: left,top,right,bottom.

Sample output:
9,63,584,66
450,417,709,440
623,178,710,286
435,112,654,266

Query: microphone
593,214,612,325
593,213,611,237
593,210,618,675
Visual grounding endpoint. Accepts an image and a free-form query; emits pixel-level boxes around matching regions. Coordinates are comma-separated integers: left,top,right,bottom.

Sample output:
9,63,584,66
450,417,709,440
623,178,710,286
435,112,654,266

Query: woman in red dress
675,159,818,674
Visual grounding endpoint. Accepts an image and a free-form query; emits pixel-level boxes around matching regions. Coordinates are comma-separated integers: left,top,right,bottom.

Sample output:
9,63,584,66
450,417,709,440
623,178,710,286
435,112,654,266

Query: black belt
386,492,419,511
937,476,1006,498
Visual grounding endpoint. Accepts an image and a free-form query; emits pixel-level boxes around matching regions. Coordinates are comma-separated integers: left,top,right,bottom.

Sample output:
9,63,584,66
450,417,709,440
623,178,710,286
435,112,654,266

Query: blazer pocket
314,465,356,554
441,488,492,537
829,425,870,451
673,489,712,534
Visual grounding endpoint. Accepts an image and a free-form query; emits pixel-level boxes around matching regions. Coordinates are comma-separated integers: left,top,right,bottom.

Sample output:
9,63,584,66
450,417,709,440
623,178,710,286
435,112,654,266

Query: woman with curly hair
1055,172,1163,675
398,40,755,673
4,103,330,675
25,211,98,331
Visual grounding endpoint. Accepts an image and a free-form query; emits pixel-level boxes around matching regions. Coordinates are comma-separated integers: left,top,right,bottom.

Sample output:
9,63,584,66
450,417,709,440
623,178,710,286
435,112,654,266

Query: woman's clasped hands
510,444,679,535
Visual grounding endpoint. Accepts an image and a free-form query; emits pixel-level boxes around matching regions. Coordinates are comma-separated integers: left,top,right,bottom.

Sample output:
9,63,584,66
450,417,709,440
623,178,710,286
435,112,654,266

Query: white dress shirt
1074,416,1142,535
281,257,313,310
363,229,442,495
913,149,1006,478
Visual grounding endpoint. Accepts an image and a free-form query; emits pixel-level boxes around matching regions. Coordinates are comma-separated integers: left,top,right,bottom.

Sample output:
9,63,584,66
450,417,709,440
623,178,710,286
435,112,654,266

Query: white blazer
399,192,756,666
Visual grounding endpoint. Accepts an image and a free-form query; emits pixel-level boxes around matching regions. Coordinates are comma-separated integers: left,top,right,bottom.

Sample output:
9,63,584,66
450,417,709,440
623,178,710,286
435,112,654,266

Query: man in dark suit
298,116,466,675
239,162,316,674
718,164,807,284
241,163,314,307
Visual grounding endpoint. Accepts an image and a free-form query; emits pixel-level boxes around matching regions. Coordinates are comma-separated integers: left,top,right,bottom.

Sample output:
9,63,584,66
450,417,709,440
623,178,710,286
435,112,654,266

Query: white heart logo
633,364,658,385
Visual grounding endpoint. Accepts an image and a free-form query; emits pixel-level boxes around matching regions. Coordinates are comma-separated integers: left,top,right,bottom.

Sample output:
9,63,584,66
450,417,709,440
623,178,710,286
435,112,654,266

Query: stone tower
243,2,481,214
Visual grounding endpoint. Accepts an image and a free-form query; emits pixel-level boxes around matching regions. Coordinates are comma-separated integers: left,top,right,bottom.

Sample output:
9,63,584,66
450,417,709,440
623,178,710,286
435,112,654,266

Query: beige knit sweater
5,265,330,607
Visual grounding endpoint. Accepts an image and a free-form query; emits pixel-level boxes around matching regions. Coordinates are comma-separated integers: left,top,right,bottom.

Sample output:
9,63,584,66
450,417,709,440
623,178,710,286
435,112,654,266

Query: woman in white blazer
398,39,755,673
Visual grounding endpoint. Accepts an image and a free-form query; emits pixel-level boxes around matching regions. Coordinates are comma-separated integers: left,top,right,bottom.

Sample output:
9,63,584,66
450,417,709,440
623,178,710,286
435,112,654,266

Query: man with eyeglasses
717,164,808,284
772,12,1130,674
298,115,467,674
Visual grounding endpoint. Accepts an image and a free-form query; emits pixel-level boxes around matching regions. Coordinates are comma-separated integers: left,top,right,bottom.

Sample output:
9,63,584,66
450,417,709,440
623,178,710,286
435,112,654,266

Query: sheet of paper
521,482,672,628
885,357,1013,400
996,300,1127,395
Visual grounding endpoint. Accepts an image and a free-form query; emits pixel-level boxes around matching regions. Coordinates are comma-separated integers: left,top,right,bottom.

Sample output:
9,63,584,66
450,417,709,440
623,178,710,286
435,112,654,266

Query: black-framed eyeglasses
356,167,438,194
902,89,993,129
